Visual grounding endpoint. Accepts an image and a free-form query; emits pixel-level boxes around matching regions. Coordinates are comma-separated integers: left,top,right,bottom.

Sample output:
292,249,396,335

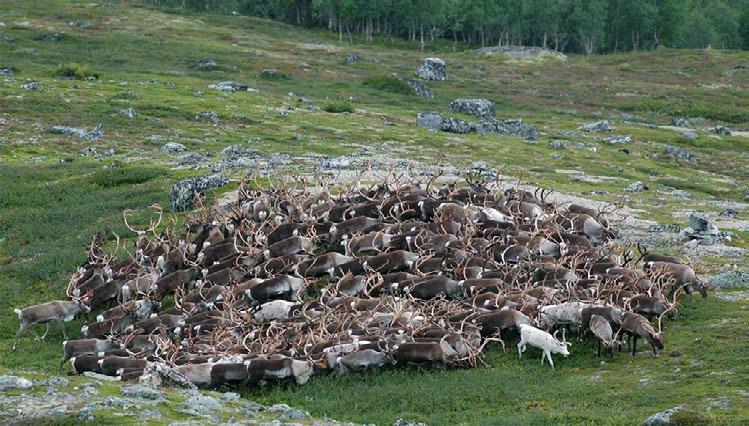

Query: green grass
53,62,100,80
0,0,747,424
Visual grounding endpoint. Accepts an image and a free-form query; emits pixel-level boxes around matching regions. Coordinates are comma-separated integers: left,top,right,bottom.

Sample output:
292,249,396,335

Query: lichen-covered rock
671,117,690,127
50,124,103,141
161,142,187,153
472,118,538,140
194,111,219,124
550,140,586,149
404,79,432,98
710,270,749,289
170,173,229,212
318,155,352,169
22,81,43,91
120,107,136,118
261,68,286,79
578,120,611,132
680,213,729,246
664,145,696,163
447,98,495,119
267,403,309,420
139,363,197,390
0,375,33,391
416,58,447,81
626,181,648,192
643,405,684,425
121,385,164,400
182,391,222,415
297,96,320,110
0,68,14,77
178,153,203,166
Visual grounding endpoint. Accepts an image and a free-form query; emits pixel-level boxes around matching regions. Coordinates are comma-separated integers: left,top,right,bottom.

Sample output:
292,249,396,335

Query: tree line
141,0,749,53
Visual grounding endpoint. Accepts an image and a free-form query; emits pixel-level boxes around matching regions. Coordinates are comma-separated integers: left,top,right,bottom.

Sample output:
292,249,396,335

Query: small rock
220,145,254,157
260,68,285,79
44,377,69,391
190,59,218,69
671,117,690,127
682,130,698,141
416,57,447,81
70,20,92,29
121,385,164,400
77,406,95,422
416,112,471,134
550,140,585,149
711,126,732,136
161,142,187,153
318,155,351,169
0,375,33,391
194,111,219,124
178,153,203,166
665,145,697,163
719,208,737,217
170,173,229,212
578,120,611,132
643,405,684,425
22,81,43,91
626,181,648,192
603,135,631,144
297,96,319,110
267,404,309,420
447,98,495,119
120,107,136,118
0,68,14,77
219,392,240,403
342,52,364,64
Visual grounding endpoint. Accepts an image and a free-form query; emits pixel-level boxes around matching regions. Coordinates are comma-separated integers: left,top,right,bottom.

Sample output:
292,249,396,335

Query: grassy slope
0,1,747,424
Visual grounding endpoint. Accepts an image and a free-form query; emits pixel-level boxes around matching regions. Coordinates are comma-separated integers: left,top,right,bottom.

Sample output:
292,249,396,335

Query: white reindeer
517,324,571,369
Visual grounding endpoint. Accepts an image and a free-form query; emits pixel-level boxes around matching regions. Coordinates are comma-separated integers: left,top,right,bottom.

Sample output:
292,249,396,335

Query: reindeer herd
12,172,708,387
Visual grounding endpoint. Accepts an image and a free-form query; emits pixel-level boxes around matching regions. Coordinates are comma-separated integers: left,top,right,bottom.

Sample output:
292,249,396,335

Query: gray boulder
50,124,103,141
665,145,696,163
416,112,471,133
671,117,690,127
404,79,432,98
643,405,684,425
261,68,285,79
447,98,495,119
138,363,196,389
416,58,447,81
178,153,203,166
267,403,309,420
578,120,611,132
209,81,249,93
472,118,538,140
680,213,728,245
183,392,222,415
170,173,229,212
0,375,33,391
0,68,13,77
297,96,320,110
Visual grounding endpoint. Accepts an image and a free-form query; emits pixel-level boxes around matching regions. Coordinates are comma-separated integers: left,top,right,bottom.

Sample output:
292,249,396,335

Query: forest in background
140,0,749,53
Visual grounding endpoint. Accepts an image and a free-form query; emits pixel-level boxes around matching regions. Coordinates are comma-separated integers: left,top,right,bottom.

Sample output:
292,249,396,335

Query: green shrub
362,75,412,95
323,101,354,113
53,62,100,80
90,166,164,188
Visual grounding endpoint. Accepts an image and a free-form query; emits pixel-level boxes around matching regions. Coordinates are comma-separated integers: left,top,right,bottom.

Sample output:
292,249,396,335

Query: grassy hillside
0,1,747,424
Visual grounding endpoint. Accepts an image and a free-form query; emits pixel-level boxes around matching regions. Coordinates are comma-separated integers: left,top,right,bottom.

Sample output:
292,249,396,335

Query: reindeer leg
12,323,31,350
517,342,523,358
35,322,51,341
631,335,638,356
596,340,601,357
58,356,68,374
57,319,69,340
547,352,554,370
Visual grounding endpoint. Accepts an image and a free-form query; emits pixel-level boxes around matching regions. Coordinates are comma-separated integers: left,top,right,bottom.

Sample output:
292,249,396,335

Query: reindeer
13,298,91,350
517,324,571,369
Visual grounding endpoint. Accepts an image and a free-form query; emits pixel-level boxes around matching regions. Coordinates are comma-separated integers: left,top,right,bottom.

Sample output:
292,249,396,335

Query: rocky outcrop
665,145,697,163
49,124,103,141
447,98,495,119
194,111,219,124
170,173,229,212
209,81,250,93
416,112,471,133
416,57,447,81
472,118,539,139
680,213,729,246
